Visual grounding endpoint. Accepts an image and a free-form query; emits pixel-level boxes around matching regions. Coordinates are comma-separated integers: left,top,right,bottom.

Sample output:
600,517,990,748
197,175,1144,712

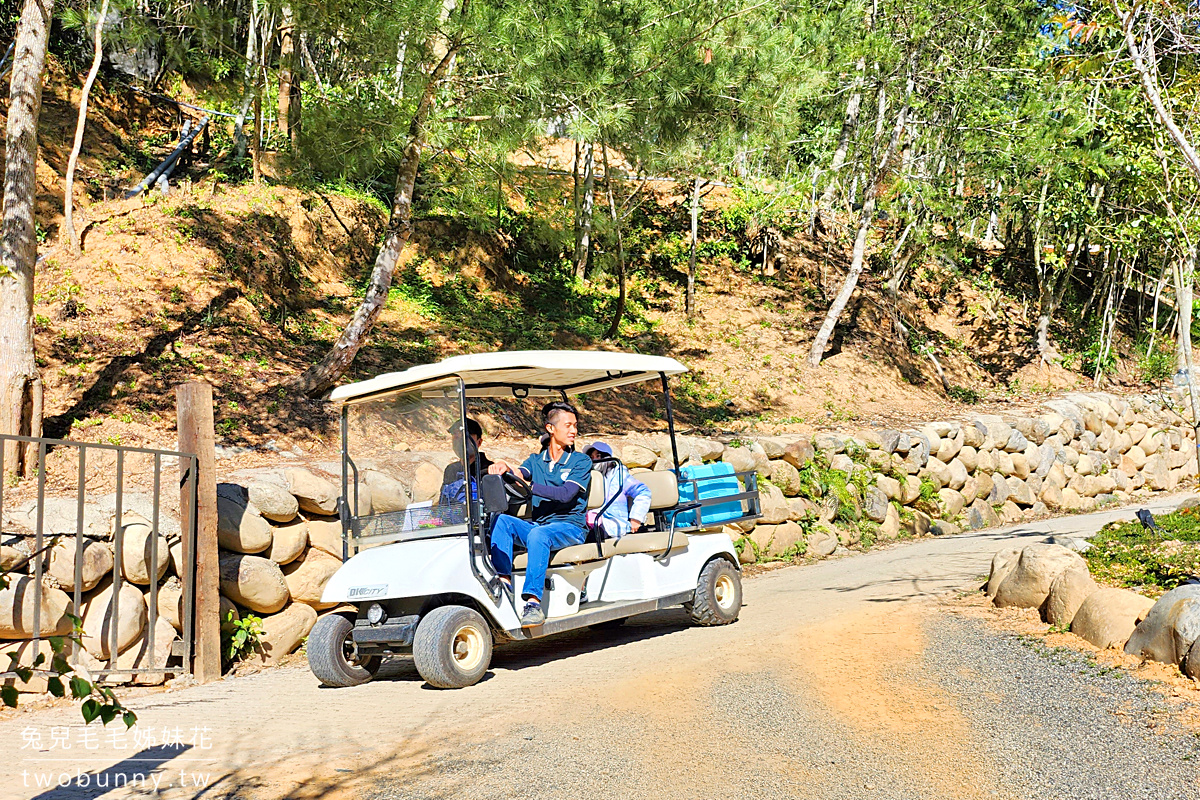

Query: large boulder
81,581,146,658
411,462,444,502
282,548,343,609
806,523,839,558
1043,564,1098,628
987,548,1022,597
863,486,889,523
247,481,299,523
1143,454,1174,492
218,554,289,614
362,470,410,513
112,512,172,585
1073,589,1154,650
880,504,901,540
946,458,968,491
305,516,344,559
993,544,1085,609
267,518,308,565
159,582,185,632
1009,479,1037,508
247,602,318,666
116,615,178,686
722,446,760,474
758,483,791,525
285,468,340,514
0,577,73,639
782,438,816,469
622,443,658,469
48,537,113,592
1123,584,1200,666
0,639,55,692
769,460,803,497
878,430,910,455
876,474,902,502
966,498,1000,531
937,488,965,519
216,495,273,554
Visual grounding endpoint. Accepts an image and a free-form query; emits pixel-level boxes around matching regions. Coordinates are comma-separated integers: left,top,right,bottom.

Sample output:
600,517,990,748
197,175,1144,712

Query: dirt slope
5,63,1152,459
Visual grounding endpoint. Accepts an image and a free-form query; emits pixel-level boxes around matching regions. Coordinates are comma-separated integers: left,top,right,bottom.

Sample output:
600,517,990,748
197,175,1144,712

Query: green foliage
222,610,263,665
1084,508,1200,596
1138,348,1174,385
948,385,983,404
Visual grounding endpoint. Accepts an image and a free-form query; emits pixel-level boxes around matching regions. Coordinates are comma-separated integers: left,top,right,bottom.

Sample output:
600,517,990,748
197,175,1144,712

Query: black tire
307,614,382,687
412,605,493,689
589,617,627,632
689,559,742,626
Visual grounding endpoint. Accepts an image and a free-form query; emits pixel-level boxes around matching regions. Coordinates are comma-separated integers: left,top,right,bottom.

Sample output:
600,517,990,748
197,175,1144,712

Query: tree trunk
61,0,109,255
1175,253,1195,374
294,1,462,397
808,76,910,367
1,0,55,478
252,66,263,183
602,144,625,340
277,4,300,144
686,176,700,318
1116,3,1200,183
812,55,864,233
574,142,594,280
233,0,258,163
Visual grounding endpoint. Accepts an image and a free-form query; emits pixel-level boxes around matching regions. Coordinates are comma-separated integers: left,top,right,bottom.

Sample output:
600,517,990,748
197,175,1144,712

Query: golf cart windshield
343,377,471,548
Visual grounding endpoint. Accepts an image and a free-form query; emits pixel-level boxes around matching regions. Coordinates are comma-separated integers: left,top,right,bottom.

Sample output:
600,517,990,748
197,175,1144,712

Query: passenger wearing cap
439,418,492,509
487,401,591,628
585,442,652,540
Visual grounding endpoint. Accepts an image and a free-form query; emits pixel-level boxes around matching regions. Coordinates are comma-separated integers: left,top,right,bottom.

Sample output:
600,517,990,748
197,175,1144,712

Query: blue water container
673,462,745,529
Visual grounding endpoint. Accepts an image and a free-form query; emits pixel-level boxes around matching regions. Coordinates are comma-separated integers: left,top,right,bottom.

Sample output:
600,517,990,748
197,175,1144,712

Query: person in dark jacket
487,401,591,627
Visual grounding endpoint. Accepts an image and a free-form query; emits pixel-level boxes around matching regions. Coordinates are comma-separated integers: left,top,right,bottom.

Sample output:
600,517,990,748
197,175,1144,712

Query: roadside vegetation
1085,506,1200,597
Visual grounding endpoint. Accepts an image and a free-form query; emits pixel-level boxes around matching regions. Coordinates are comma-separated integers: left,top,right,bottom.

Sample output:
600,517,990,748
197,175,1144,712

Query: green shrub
1083,507,1200,596
1138,349,1174,384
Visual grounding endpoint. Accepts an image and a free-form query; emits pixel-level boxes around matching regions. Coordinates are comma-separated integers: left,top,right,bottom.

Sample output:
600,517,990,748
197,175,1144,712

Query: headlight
366,602,386,625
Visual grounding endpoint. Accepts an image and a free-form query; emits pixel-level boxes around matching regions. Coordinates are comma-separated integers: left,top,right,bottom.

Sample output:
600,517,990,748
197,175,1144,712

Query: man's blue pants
489,515,586,602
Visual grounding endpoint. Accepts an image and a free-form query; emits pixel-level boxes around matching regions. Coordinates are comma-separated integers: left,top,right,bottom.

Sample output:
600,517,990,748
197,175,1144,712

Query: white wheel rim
714,574,736,611
452,624,486,672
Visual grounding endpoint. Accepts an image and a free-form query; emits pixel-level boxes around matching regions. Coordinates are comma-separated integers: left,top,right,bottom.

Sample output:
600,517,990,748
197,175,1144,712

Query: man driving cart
487,401,592,628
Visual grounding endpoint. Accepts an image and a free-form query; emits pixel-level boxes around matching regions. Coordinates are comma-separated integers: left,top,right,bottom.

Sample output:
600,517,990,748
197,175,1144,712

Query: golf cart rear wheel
413,605,493,689
689,559,742,626
307,613,382,687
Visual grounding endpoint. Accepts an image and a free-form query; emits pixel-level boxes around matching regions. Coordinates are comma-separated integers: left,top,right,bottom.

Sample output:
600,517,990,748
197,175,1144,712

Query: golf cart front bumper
352,614,420,651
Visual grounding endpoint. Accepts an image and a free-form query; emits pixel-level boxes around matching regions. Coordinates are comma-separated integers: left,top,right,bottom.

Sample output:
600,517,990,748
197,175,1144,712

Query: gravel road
2,495,1198,800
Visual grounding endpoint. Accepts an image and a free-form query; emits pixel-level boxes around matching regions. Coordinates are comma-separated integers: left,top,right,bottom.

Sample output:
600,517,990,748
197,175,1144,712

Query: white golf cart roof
330,350,688,402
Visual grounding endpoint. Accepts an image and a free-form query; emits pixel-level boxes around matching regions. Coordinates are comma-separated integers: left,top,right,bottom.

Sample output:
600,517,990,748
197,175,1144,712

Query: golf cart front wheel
307,613,382,687
689,559,742,626
413,605,493,689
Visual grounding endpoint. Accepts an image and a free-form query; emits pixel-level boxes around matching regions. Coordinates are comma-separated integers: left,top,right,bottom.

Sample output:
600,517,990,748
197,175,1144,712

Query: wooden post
177,382,221,683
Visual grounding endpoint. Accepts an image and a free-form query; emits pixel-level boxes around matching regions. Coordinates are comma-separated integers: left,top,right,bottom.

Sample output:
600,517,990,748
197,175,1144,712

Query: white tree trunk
1,0,55,477
808,75,911,367
62,0,109,255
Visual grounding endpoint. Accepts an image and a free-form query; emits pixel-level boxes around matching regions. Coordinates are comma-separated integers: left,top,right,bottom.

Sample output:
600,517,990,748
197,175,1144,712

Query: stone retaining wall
3,389,1195,681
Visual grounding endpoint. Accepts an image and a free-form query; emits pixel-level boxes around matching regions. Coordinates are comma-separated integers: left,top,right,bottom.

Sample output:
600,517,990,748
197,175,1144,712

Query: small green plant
222,610,263,665
948,385,982,404
1138,348,1174,384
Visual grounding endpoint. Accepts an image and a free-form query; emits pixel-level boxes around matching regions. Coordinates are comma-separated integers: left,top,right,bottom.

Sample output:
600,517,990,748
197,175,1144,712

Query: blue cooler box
672,462,745,529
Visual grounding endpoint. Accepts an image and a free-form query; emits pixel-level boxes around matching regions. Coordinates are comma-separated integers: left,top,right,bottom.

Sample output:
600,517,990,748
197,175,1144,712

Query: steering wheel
501,468,532,501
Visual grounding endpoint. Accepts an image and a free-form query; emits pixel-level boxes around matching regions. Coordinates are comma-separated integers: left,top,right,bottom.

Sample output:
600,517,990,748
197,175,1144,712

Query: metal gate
0,434,198,684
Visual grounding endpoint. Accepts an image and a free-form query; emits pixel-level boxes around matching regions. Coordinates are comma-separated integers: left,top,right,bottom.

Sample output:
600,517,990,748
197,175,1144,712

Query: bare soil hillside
4,63,1161,460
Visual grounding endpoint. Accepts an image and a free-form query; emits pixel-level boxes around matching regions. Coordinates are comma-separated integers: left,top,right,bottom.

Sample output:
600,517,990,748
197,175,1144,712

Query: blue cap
586,441,613,457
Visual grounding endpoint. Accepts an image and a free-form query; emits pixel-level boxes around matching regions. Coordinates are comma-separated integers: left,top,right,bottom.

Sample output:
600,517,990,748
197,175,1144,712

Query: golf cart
307,351,762,689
